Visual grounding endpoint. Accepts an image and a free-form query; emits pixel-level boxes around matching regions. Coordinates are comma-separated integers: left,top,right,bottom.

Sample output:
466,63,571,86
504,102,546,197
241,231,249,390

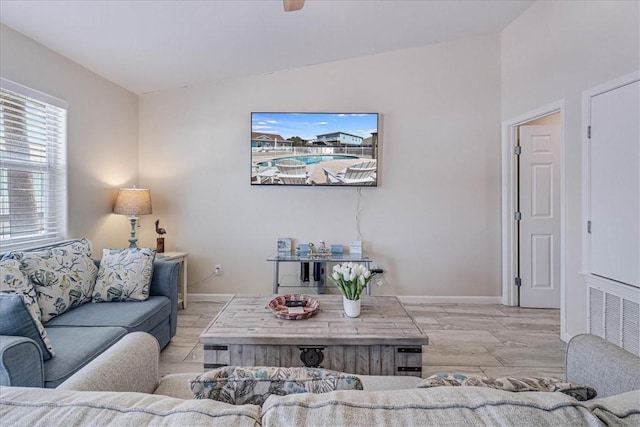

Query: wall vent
587,280,639,356
589,287,604,338
622,299,639,355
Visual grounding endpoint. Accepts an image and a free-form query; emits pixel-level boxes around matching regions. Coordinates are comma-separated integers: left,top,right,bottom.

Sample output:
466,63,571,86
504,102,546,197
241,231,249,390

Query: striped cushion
586,390,640,426
261,387,602,426
0,386,262,427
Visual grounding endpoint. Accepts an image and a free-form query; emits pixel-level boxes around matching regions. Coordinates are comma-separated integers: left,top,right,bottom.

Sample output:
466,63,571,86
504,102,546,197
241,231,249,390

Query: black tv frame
251,112,379,187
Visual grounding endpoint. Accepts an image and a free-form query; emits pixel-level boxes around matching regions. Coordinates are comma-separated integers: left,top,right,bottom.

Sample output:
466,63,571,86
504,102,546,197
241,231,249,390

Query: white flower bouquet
330,262,372,301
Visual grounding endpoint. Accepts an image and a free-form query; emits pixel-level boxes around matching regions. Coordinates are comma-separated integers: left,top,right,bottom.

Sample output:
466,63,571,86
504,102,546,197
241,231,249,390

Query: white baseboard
394,295,503,304
188,294,503,305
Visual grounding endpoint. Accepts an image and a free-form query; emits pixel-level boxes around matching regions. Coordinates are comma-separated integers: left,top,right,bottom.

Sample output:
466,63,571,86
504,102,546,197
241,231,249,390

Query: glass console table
267,252,373,295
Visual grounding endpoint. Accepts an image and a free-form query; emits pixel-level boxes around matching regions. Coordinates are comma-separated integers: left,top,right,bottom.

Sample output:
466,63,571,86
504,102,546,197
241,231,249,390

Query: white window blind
0,79,67,252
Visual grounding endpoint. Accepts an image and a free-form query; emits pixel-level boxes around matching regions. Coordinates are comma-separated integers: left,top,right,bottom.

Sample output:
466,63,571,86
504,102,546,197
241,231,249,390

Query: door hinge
514,145,522,156
587,221,592,234
514,211,522,221
515,277,522,287
587,126,591,139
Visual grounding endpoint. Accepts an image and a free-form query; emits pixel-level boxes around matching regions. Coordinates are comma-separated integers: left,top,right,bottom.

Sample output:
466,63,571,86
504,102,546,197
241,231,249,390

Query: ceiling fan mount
283,0,305,12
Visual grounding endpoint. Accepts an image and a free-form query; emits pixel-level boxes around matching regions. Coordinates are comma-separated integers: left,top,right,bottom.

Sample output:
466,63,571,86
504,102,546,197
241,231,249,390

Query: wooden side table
157,252,189,309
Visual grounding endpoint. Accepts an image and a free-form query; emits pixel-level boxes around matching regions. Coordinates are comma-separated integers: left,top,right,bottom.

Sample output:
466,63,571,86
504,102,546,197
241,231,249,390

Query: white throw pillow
92,248,156,302
4,239,98,322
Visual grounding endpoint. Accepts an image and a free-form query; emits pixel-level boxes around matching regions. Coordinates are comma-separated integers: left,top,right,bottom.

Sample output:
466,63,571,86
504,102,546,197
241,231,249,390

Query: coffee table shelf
200,295,429,376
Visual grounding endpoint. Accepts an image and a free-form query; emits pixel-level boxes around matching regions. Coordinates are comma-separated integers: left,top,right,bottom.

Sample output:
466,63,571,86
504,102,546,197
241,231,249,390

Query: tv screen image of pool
251,112,379,186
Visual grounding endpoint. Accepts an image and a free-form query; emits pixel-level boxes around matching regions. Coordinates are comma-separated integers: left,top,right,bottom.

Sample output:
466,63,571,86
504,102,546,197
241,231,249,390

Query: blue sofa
0,240,180,388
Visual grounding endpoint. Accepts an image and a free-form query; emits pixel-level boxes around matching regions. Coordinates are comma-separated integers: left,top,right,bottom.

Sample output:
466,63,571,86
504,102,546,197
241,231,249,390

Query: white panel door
590,81,640,287
520,125,561,308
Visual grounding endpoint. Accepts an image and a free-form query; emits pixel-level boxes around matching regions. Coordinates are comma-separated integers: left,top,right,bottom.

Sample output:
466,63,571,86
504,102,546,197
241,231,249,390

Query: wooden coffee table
200,294,429,376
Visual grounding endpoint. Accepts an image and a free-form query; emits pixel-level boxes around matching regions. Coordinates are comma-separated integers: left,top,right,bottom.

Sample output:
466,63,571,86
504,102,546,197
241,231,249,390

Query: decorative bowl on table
268,294,319,320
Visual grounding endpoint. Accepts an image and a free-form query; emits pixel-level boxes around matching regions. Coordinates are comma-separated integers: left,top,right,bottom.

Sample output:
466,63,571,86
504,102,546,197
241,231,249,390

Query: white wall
0,24,139,254
139,34,502,297
501,1,640,337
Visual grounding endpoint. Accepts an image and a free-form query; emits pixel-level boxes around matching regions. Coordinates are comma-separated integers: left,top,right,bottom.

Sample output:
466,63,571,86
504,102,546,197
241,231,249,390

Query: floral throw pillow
417,373,597,401
92,248,156,302
0,259,55,359
190,366,364,406
4,239,99,322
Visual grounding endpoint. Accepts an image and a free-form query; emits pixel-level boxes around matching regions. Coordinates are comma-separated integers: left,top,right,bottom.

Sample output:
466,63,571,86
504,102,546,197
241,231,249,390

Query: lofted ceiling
0,0,533,95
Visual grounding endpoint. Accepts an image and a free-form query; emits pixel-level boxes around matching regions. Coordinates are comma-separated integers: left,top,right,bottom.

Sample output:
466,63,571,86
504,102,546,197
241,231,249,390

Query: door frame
501,100,566,329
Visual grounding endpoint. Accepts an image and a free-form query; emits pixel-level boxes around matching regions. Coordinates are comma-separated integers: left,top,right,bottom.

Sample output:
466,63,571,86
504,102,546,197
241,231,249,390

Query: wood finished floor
160,300,565,379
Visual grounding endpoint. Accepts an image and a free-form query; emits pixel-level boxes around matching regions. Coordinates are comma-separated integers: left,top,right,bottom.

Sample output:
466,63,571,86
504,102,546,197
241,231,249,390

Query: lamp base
128,216,139,249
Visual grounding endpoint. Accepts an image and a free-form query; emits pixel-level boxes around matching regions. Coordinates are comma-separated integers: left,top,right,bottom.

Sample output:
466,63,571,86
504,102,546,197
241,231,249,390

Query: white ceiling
0,0,533,95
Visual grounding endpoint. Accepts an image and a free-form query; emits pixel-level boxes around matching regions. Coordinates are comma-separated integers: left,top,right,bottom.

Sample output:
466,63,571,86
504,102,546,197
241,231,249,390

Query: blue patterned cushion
4,239,98,322
190,366,363,406
92,248,156,302
1,259,42,321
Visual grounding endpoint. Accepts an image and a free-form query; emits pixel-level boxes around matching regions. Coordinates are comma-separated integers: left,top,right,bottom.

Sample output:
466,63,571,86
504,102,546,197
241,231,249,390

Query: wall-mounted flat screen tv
251,112,379,186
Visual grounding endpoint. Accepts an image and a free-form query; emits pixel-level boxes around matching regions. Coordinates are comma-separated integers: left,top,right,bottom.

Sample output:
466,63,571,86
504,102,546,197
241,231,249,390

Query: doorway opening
501,101,566,313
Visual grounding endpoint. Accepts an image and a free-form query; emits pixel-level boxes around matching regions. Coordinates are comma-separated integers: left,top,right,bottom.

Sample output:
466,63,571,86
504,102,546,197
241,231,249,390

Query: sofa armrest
0,336,44,387
57,332,160,393
566,333,640,398
150,261,180,337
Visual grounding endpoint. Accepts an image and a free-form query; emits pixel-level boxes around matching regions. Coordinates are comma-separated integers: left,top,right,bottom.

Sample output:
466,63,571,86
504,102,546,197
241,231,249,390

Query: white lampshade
113,188,152,216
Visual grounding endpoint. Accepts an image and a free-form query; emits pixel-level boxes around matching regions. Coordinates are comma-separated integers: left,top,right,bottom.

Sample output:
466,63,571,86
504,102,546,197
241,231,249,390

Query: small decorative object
268,294,319,320
298,243,310,254
308,242,316,255
330,262,372,318
113,187,152,248
277,238,292,253
317,240,331,256
155,219,167,253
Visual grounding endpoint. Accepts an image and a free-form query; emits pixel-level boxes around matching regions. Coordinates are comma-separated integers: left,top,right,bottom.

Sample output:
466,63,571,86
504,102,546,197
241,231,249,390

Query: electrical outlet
371,265,384,287
214,264,223,276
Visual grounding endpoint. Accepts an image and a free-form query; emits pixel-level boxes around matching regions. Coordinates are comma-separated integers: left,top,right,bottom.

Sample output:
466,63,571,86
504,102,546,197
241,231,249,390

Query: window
0,79,67,251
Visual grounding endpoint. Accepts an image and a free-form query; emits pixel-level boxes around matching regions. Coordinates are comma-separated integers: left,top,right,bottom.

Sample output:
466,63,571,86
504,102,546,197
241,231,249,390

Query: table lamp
113,187,152,248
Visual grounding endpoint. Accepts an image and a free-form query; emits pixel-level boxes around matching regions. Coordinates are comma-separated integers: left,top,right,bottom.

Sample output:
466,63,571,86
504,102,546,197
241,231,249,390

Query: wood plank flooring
159,299,566,379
